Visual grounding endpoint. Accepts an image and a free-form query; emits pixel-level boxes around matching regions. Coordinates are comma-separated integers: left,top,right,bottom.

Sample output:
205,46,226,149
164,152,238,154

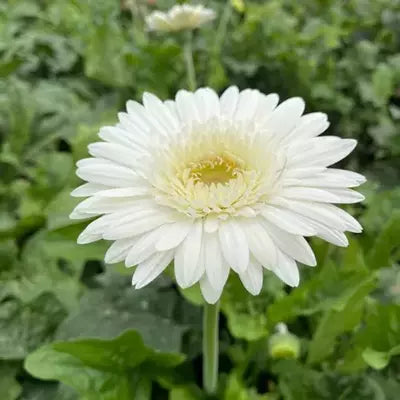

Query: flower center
188,155,239,184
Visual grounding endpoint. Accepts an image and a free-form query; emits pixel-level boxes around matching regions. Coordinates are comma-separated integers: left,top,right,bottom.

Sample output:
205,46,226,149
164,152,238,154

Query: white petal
283,169,366,189
99,125,148,150
174,220,203,288
76,159,138,187
189,239,206,286
126,100,166,138
175,90,199,126
261,205,317,236
105,238,137,264
142,92,179,134
88,142,140,169
254,93,279,123
285,112,329,143
219,86,239,118
71,196,147,217
125,225,169,267
242,220,277,269
287,137,357,167
94,187,150,198
315,225,349,247
194,88,220,121
284,167,326,179
204,215,220,233
200,275,223,304
324,204,363,233
324,169,366,187
239,259,263,295
234,89,259,121
273,199,346,230
132,250,174,289
265,97,305,137
272,250,300,287
262,221,316,266
280,187,340,203
271,199,360,233
71,183,110,198
204,232,230,292
155,220,193,251
77,214,114,244
322,188,365,204
218,220,249,273
103,209,174,240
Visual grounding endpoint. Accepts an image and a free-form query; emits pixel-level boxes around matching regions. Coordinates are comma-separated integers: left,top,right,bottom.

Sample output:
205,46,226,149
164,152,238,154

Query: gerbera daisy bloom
70,87,365,304
145,4,216,32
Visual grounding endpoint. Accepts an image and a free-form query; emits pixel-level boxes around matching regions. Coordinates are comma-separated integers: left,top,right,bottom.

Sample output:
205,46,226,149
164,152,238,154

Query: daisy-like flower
70,87,365,304
145,4,216,32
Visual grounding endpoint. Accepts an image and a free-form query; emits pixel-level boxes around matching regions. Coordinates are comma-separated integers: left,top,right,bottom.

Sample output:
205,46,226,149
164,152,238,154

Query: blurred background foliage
0,0,399,398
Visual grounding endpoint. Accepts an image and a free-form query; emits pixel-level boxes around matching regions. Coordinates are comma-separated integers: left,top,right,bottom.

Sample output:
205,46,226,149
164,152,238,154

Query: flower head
71,87,365,304
145,4,215,32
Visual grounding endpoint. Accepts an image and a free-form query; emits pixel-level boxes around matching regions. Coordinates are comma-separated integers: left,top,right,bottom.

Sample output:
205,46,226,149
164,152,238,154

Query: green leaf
366,211,400,270
222,274,284,341
372,63,395,105
341,304,400,371
25,330,183,400
169,385,203,400
268,255,370,326
272,360,386,400
362,348,390,370
20,382,77,400
55,273,186,353
224,373,270,400
0,363,22,400
84,23,135,87
0,293,66,360
307,275,376,364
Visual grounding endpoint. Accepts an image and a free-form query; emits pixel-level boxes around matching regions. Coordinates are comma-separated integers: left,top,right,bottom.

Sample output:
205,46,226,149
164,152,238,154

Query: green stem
207,0,232,86
183,31,197,91
213,0,232,55
203,301,220,395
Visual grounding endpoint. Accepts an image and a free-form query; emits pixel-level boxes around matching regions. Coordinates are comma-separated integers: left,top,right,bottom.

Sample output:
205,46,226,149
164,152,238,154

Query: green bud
231,0,245,13
269,324,301,360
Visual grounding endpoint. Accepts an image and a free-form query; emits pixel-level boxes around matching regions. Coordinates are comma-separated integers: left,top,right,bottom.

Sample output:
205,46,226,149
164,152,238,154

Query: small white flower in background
145,4,216,32
70,87,366,304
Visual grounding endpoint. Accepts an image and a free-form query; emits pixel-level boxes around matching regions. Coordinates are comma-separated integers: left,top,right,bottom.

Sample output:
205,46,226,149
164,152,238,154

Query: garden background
0,0,400,398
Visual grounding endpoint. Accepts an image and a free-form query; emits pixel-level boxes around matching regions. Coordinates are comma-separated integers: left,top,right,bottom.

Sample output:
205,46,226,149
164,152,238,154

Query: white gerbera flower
71,87,365,304
145,4,216,32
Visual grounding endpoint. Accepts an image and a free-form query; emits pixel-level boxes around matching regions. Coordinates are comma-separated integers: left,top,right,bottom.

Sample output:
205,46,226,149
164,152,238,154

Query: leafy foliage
0,0,399,398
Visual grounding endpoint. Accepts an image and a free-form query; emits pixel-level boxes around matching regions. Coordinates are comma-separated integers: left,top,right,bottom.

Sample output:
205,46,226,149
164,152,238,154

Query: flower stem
203,301,220,395
183,31,197,91
214,0,232,55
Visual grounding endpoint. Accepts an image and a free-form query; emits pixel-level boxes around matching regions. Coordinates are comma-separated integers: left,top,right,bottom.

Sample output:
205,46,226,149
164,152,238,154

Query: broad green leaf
222,274,284,341
272,360,386,400
0,363,22,400
341,304,400,372
224,373,271,400
55,273,186,353
306,275,376,364
0,293,66,360
20,382,77,400
25,330,183,400
84,23,135,87
169,385,203,400
268,255,370,326
362,348,391,370
366,211,400,270
372,63,395,105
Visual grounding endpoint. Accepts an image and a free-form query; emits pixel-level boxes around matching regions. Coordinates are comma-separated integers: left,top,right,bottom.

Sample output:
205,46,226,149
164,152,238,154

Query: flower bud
269,323,300,359
231,0,245,13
